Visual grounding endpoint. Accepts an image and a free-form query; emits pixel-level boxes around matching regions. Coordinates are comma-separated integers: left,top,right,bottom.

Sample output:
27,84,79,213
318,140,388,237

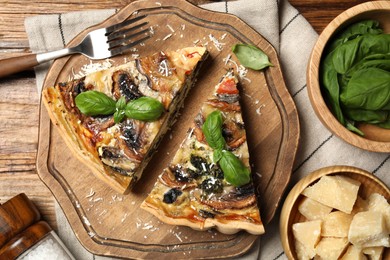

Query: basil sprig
202,110,251,187
219,150,251,187
201,110,226,150
232,43,272,70
75,90,116,116
114,96,126,123
75,91,164,123
125,97,165,121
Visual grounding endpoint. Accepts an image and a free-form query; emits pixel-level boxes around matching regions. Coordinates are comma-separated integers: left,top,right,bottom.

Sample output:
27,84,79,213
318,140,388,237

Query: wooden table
0,0,372,240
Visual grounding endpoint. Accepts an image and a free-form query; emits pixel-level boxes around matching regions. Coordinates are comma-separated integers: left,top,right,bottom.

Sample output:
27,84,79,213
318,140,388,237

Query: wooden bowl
307,1,390,152
280,165,390,259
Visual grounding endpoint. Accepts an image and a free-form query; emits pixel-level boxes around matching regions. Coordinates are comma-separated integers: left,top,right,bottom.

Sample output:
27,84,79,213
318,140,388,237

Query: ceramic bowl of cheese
307,1,390,152
280,165,390,260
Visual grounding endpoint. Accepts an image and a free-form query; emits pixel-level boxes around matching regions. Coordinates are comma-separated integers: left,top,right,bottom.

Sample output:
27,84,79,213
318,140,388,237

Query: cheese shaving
167,24,175,33
86,188,95,198
163,33,173,41
223,55,251,83
208,34,225,51
72,59,113,80
158,59,170,76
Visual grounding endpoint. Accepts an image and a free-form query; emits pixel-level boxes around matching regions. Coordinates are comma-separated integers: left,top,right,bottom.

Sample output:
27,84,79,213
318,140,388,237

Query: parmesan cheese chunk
292,220,322,258
367,193,390,231
295,240,312,260
322,211,353,238
362,247,384,260
351,196,368,216
348,211,389,247
340,244,367,260
298,197,333,221
315,237,349,260
301,175,361,214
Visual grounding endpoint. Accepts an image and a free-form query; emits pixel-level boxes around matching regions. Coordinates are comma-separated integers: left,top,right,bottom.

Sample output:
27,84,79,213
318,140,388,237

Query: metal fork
0,15,151,78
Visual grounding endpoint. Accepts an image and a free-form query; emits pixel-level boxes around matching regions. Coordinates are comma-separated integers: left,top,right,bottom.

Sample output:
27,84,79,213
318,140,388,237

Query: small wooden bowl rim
307,1,390,152
280,165,390,259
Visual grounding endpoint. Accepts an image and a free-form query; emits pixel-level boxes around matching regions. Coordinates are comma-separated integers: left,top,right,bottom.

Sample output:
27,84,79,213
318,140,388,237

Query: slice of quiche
43,47,209,194
141,70,265,235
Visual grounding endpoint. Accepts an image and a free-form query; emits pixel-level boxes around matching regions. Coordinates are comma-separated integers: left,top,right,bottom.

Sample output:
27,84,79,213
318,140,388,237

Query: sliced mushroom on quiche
43,47,209,194
141,70,265,235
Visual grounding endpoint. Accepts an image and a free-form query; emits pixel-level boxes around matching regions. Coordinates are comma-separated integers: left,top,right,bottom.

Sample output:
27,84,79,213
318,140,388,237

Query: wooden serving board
36,0,300,258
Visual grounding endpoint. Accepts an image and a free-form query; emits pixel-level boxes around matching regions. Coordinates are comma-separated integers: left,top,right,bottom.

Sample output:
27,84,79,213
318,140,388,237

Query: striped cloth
25,0,390,259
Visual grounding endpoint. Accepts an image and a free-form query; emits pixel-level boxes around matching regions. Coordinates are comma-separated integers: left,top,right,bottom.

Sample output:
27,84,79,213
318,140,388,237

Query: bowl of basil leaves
307,1,390,152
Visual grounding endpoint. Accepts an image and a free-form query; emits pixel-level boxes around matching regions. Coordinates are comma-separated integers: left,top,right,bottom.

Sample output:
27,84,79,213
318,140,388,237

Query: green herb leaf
219,150,251,187
202,111,226,150
321,53,346,125
232,44,272,70
116,96,127,110
340,67,390,110
344,108,389,124
75,90,116,116
320,20,390,135
125,97,164,121
114,96,127,123
327,20,383,52
375,120,390,129
213,149,223,163
332,34,390,74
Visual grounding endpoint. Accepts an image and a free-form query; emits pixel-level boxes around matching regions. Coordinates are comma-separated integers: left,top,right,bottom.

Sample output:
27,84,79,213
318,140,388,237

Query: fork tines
105,15,151,56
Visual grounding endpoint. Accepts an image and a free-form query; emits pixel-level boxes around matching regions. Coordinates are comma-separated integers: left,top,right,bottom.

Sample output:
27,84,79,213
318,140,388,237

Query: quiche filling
43,47,208,193
141,71,265,235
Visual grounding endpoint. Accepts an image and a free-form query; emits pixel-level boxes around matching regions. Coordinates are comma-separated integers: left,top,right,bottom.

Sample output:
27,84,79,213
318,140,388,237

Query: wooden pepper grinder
0,193,75,259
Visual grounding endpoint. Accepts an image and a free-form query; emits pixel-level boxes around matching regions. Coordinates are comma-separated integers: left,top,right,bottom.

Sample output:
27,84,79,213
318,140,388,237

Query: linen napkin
25,0,390,259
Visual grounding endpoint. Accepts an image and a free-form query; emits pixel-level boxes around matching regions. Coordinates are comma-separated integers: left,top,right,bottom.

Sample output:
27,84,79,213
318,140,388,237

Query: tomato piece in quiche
42,47,209,194
141,70,265,235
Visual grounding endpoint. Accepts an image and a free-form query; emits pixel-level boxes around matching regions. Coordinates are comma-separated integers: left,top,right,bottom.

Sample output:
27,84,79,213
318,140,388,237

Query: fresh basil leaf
125,97,164,121
346,121,364,136
320,20,390,135
75,90,116,116
344,108,389,124
116,96,127,110
232,44,272,70
218,150,250,187
213,149,223,163
114,96,127,123
202,111,226,150
327,20,383,52
321,52,346,125
113,110,125,123
340,67,390,110
375,120,390,129
341,53,390,87
332,34,390,74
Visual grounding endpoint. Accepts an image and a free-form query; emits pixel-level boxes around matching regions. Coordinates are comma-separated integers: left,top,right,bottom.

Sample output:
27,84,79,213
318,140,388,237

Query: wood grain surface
0,0,375,253
36,0,299,257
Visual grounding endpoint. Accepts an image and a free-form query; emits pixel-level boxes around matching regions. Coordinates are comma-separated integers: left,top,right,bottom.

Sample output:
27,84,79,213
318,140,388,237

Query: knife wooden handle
0,54,39,78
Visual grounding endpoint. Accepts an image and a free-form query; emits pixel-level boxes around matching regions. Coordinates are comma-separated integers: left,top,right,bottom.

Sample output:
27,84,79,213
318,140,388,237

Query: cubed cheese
348,211,389,247
298,197,333,220
292,220,322,258
301,175,361,214
361,236,390,248
315,237,349,260
340,244,367,260
362,247,384,260
351,196,368,216
294,240,312,260
322,211,353,237
367,193,390,231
